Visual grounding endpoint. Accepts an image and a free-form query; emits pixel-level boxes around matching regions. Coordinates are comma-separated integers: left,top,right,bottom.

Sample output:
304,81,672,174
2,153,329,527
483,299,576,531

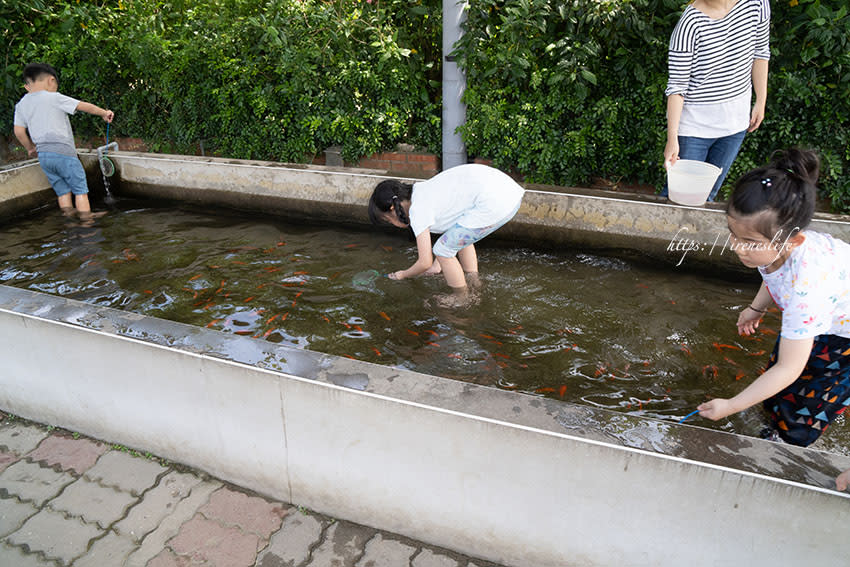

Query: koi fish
143,290,152,294
293,271,309,275
494,353,510,359
735,372,746,381
244,297,255,302
232,261,247,265
281,313,289,321
425,330,439,337
371,347,382,356
479,334,495,339
345,244,358,249
761,328,778,336
447,353,462,359
406,329,419,336
208,265,221,269
277,242,286,247
203,302,215,310
323,316,331,323
266,314,279,325
702,365,719,379
535,387,555,394
427,341,440,347
263,267,280,273
559,385,567,398
354,325,363,333
379,311,391,321
206,319,221,328
263,328,275,338
679,344,692,356
712,343,741,351
380,245,393,252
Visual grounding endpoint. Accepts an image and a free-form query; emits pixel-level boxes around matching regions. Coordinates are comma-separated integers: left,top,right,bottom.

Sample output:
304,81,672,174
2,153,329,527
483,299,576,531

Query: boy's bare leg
74,194,92,214
57,194,75,216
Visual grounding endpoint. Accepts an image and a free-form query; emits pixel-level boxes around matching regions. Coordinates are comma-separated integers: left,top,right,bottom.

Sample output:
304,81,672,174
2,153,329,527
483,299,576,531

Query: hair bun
770,147,820,186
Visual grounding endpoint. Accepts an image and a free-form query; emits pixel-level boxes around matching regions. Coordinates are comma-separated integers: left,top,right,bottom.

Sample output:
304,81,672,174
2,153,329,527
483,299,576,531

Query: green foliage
2,0,442,162
455,0,850,212
3,0,849,212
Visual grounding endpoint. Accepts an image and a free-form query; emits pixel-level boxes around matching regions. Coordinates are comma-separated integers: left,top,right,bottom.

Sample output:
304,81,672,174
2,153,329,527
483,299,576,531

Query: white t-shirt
13,90,80,156
761,231,850,339
408,164,525,237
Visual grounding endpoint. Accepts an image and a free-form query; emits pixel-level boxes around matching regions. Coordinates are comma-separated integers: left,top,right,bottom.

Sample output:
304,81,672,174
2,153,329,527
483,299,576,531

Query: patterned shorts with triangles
763,334,850,447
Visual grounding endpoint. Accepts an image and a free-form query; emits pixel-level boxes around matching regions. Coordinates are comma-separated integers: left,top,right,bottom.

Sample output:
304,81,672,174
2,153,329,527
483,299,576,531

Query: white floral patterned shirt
761,231,850,339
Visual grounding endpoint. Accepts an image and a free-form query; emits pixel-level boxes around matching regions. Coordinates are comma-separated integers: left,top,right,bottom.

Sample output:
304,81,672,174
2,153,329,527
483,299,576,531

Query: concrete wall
3,153,850,564
87,152,850,272
0,286,848,566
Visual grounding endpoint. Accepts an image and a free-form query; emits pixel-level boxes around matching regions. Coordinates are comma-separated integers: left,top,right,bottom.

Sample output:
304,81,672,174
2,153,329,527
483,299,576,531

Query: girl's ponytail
368,179,414,226
728,148,820,239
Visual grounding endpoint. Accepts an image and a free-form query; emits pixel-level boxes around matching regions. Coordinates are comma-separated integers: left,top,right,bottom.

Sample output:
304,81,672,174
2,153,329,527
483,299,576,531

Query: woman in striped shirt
662,0,771,202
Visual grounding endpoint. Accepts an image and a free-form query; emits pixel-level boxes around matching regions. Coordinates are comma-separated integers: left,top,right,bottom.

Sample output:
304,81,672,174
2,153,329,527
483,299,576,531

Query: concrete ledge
0,286,848,566
76,152,850,272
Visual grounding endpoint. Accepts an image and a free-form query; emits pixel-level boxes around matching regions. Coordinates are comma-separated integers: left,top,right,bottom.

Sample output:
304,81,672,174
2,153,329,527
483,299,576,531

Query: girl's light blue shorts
38,152,89,197
432,201,522,258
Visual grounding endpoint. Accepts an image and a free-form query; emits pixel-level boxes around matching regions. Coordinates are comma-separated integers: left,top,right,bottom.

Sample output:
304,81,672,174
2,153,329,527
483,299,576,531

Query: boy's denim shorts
38,152,89,197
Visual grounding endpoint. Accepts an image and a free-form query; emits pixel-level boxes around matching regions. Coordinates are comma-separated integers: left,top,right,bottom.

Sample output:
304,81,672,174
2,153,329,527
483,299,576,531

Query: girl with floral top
697,148,850,449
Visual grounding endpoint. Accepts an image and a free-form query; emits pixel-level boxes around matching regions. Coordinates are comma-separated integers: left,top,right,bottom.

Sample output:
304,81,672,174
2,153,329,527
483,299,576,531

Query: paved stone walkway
0,416,505,567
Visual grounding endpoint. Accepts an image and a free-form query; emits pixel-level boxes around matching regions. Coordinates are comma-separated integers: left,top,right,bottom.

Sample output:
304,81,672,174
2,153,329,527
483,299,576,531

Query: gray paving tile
0,541,60,566
84,451,166,496
7,507,102,564
49,476,138,528
115,470,202,542
0,460,75,506
0,497,39,538
0,423,50,455
256,509,323,567
72,530,139,567
355,533,416,567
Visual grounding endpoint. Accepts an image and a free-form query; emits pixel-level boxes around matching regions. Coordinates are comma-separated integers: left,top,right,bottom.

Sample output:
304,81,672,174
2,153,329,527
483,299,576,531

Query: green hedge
455,0,850,212
3,0,849,212
1,0,442,162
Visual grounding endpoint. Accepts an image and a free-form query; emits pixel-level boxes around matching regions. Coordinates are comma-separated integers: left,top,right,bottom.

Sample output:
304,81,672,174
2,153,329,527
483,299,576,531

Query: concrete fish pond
0,153,849,566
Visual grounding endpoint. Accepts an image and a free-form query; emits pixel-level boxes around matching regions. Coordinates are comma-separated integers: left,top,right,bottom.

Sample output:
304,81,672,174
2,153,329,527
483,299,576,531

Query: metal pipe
442,0,468,170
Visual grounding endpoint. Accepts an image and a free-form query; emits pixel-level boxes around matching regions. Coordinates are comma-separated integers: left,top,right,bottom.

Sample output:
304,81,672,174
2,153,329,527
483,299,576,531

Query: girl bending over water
367,164,524,307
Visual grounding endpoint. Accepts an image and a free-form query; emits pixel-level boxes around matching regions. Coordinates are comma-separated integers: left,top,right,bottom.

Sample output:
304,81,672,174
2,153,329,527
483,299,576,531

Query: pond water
0,200,846,453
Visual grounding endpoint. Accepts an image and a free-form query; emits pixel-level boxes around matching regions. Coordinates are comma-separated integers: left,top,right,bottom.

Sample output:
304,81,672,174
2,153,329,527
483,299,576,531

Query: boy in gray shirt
13,63,114,219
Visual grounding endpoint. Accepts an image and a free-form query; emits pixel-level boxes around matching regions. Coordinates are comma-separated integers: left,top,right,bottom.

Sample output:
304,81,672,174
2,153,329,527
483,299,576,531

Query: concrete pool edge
0,285,848,565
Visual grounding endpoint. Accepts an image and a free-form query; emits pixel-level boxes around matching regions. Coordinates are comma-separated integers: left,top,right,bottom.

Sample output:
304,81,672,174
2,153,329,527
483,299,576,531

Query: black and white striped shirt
666,0,770,104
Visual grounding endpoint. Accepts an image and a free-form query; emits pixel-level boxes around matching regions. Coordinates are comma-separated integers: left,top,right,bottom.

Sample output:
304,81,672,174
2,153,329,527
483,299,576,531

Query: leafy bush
455,0,850,212
2,0,442,162
3,0,848,212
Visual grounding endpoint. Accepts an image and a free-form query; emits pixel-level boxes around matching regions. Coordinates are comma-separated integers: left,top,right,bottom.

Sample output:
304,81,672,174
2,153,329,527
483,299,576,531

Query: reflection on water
0,201,844,452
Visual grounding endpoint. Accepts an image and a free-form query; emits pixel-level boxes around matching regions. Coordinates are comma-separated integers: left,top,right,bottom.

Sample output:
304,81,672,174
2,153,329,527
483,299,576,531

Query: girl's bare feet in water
424,260,442,276
432,287,480,309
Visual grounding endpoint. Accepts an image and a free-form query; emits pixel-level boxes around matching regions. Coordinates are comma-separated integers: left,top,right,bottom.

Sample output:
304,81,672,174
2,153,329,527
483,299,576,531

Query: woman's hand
737,307,763,336
697,398,734,421
664,139,680,169
387,271,404,280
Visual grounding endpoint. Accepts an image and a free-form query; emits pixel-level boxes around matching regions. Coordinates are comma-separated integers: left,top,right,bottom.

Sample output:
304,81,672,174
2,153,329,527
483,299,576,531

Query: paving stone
115,470,203,542
355,533,416,567
412,549,460,567
0,497,39,538
147,549,185,567
255,508,323,567
124,479,222,567
26,434,108,475
0,422,50,455
0,460,75,506
7,507,102,564
169,514,260,566
72,530,139,567
83,450,167,496
0,450,19,473
200,486,287,540
0,541,60,567
49,476,138,528
305,520,376,567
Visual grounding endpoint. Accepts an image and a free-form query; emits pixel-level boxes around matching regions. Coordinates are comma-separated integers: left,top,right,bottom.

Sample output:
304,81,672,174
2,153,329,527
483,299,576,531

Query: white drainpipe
442,0,468,170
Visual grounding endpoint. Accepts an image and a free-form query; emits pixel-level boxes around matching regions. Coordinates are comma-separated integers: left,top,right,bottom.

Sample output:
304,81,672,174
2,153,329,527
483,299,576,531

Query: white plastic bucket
667,159,722,206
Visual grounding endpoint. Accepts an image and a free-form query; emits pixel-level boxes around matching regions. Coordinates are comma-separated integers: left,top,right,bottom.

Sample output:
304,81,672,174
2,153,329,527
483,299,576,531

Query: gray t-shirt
14,91,80,157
